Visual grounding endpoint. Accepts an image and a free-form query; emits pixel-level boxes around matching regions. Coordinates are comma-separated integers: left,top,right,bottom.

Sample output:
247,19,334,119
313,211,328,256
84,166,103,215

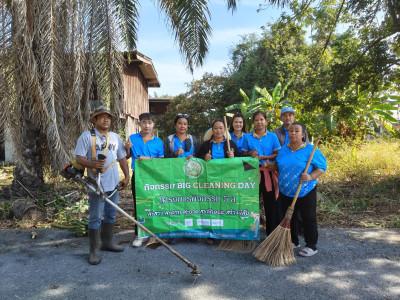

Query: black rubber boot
88,229,101,265
101,222,124,252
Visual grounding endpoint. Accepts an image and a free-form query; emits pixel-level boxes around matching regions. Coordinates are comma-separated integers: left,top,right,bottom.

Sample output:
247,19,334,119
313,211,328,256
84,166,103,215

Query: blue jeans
88,190,119,229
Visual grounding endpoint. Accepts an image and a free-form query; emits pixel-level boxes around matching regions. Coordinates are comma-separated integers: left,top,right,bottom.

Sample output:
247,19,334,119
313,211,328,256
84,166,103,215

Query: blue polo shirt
283,127,290,146
242,131,281,165
211,140,226,159
173,134,194,157
128,132,164,170
275,143,327,198
230,132,244,155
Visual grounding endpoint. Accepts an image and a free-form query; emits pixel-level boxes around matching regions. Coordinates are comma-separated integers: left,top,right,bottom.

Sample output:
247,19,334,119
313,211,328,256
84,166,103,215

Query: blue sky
136,1,286,97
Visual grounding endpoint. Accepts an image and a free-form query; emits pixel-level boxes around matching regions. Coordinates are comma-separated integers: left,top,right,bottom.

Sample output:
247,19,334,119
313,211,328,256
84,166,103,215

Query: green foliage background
162,0,400,142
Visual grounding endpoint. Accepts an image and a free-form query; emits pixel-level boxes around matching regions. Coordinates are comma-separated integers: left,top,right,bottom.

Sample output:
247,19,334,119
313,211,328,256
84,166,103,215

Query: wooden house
122,51,160,135
149,97,171,118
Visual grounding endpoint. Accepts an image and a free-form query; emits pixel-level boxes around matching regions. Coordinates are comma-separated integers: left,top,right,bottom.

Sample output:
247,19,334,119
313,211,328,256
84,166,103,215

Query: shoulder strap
91,129,112,173
91,129,96,172
102,161,116,173
103,132,110,156
185,135,192,152
168,135,174,149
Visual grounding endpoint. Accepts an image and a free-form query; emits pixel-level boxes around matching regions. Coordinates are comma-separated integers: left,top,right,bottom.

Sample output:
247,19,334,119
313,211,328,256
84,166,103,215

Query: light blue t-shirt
128,132,164,170
74,129,126,192
275,143,327,198
230,132,244,155
242,131,281,165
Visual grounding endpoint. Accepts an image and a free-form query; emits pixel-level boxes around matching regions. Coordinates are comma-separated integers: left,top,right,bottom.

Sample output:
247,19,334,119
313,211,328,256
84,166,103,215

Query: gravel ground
0,228,399,300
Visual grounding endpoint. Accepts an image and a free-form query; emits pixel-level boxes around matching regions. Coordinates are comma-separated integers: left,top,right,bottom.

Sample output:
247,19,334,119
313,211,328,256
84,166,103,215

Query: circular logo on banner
184,158,204,178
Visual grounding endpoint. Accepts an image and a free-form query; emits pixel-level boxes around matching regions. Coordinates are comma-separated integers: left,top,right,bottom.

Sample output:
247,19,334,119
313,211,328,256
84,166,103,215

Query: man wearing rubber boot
74,106,130,265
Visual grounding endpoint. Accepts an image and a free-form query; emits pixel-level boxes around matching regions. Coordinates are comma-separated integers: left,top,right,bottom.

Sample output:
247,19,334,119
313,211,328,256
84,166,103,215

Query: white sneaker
132,237,143,247
299,247,318,257
292,242,300,249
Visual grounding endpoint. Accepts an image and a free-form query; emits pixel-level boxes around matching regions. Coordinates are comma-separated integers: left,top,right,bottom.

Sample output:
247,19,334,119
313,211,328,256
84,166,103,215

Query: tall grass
317,138,400,227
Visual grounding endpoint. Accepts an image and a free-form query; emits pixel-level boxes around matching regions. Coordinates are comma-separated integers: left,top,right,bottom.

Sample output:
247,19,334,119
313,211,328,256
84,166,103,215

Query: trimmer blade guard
61,163,84,180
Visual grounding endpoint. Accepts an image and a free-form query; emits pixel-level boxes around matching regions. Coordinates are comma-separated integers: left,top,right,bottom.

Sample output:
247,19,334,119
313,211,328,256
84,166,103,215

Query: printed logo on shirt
96,143,116,151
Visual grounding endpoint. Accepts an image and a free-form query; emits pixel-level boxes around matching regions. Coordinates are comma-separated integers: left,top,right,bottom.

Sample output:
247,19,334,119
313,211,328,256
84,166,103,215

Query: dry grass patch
318,138,400,228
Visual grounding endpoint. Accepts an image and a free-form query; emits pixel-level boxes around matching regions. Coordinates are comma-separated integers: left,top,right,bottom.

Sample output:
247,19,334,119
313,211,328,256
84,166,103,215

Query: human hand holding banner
135,157,260,240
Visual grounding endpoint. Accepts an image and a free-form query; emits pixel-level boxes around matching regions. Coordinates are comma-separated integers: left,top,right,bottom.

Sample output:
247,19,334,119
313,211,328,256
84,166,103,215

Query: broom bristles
252,137,321,266
145,237,163,250
216,240,257,253
253,216,296,266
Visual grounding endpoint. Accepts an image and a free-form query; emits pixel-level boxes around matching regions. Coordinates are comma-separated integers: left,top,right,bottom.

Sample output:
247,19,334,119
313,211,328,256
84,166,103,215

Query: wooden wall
123,63,149,136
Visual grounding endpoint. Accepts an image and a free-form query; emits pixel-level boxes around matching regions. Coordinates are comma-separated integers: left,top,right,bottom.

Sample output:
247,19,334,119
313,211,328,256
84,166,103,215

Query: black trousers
260,171,278,235
131,171,138,236
279,186,318,250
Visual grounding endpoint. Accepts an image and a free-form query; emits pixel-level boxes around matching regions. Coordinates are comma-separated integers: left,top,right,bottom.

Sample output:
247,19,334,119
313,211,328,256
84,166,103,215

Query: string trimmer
61,161,201,276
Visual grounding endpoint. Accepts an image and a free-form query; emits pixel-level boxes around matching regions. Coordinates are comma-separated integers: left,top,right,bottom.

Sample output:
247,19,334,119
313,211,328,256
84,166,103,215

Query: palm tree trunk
10,114,44,197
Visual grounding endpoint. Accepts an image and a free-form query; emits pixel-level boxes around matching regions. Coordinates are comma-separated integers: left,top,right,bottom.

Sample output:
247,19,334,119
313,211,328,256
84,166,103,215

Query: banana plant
344,86,400,138
226,80,293,128
313,86,400,139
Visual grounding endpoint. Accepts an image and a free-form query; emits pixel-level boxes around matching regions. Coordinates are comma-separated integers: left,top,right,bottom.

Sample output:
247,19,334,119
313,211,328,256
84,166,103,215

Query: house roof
124,51,160,88
149,97,172,103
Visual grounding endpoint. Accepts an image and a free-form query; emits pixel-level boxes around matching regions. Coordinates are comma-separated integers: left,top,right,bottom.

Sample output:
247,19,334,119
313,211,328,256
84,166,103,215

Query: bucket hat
90,106,117,123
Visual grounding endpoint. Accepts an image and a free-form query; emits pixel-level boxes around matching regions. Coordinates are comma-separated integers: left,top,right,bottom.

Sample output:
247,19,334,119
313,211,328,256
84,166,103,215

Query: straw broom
215,116,257,253
253,136,321,266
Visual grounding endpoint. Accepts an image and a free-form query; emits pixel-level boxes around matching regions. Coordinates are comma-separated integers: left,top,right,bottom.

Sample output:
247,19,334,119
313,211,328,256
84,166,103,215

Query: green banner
135,157,260,240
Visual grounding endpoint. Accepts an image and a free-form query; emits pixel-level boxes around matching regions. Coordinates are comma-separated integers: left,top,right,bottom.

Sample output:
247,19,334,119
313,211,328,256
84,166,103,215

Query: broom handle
224,116,231,153
289,135,321,210
81,178,199,273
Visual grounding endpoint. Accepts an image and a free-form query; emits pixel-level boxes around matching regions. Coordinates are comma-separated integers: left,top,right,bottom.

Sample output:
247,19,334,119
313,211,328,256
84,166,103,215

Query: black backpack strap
184,135,192,152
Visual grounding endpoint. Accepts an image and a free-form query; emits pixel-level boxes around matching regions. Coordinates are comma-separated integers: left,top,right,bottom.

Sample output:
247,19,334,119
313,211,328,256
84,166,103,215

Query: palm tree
0,0,291,197
0,0,243,196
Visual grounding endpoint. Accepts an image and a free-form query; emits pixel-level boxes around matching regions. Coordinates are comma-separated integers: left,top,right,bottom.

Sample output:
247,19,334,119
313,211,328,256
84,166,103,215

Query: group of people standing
73,105,326,265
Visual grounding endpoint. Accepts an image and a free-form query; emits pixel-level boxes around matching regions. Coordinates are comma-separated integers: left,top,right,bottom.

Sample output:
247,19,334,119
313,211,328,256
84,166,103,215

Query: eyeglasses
177,113,189,119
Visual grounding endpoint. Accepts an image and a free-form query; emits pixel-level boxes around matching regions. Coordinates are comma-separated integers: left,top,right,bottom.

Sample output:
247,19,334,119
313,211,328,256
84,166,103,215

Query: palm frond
158,0,212,72
266,0,291,7
89,0,124,115
112,0,140,51
225,0,237,12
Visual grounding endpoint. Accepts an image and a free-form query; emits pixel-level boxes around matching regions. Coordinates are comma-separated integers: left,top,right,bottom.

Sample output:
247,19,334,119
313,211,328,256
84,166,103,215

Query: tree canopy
184,0,400,139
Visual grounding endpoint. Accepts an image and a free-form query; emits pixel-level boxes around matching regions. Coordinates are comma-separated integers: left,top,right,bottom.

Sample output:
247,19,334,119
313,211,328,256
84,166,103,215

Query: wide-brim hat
90,106,117,123
203,128,227,141
280,106,296,116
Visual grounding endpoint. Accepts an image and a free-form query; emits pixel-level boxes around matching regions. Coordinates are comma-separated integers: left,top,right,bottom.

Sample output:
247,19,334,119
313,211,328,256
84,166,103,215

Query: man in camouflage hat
74,106,130,265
